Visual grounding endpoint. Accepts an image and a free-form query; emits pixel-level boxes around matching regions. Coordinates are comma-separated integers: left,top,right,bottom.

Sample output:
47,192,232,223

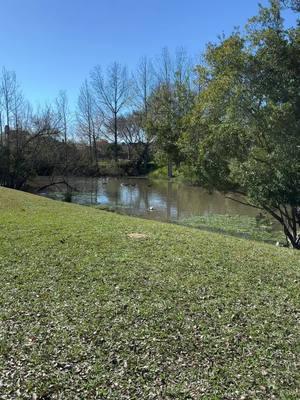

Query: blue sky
0,0,296,109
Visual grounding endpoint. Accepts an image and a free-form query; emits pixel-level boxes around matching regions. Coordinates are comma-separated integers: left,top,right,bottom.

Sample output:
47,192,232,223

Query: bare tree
0,68,17,128
77,80,99,165
55,90,69,144
174,47,193,87
155,47,173,88
91,62,131,161
153,47,175,177
0,68,21,150
0,98,3,146
173,47,195,118
132,56,155,119
0,68,28,182
56,90,71,169
118,113,145,158
0,98,61,188
19,100,33,132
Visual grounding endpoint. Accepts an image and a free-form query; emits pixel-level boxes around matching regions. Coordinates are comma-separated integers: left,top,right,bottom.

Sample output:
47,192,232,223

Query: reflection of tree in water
131,183,149,211
167,181,171,220
106,179,123,206
175,184,260,219
104,178,258,220
37,176,259,220
90,178,98,204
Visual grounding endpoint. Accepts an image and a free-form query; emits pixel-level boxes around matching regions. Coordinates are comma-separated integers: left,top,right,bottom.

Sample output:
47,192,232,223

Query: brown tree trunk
114,112,118,162
167,159,173,178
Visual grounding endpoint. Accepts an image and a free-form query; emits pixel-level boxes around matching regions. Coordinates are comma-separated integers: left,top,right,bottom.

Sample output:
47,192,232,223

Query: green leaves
181,2,300,245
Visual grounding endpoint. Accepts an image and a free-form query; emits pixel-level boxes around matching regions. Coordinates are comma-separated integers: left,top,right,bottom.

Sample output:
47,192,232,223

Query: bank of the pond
95,204,284,244
0,187,299,399
177,214,285,244
31,175,283,245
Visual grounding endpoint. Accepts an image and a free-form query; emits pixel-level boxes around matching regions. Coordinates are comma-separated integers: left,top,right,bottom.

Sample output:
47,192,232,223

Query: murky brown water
34,176,261,222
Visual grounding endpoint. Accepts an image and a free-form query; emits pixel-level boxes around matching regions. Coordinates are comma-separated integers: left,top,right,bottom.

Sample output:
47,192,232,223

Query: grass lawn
0,187,299,399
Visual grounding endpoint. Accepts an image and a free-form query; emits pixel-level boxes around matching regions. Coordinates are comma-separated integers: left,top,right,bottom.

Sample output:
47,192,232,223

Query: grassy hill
0,187,299,399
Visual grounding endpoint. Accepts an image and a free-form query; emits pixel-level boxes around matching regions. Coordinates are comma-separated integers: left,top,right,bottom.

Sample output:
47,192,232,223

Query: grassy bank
94,205,284,244
178,214,284,244
0,188,299,399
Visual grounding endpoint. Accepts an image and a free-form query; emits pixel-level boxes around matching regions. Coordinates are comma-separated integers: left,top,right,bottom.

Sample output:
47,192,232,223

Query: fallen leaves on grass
127,233,149,240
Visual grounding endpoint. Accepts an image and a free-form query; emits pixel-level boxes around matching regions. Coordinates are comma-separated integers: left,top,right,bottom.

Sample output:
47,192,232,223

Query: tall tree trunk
167,159,173,178
114,112,118,162
88,135,93,166
92,132,98,168
0,112,3,146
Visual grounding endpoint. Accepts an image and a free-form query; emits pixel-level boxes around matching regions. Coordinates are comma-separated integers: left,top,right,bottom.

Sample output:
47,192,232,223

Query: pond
33,176,283,242
35,176,260,222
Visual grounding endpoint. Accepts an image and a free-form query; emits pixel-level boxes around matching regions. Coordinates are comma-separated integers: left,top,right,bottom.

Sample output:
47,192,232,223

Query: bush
63,191,73,202
98,159,150,176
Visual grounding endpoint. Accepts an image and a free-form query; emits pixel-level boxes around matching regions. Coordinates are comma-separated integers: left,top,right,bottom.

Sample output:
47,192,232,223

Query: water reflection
36,176,261,222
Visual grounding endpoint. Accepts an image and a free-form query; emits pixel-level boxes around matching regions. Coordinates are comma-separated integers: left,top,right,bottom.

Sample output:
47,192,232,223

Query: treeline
0,45,197,187
76,46,197,173
1,0,300,247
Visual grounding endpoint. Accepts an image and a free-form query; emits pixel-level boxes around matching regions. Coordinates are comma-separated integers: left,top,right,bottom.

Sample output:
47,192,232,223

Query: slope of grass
0,187,299,399
178,214,284,244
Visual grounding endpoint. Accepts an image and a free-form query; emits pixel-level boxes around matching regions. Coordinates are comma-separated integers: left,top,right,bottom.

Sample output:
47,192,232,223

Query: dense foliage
181,1,300,247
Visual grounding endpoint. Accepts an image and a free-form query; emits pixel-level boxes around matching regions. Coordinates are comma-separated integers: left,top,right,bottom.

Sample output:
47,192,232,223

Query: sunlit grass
178,213,284,244
0,187,299,399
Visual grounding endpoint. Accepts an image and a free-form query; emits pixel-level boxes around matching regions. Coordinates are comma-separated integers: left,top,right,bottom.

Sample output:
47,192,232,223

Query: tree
0,68,21,152
147,47,195,177
76,80,98,164
56,90,71,169
0,107,3,146
118,111,149,167
76,80,99,166
0,68,17,128
183,1,300,247
0,68,28,187
282,0,300,11
132,56,155,123
91,62,131,161
0,102,60,189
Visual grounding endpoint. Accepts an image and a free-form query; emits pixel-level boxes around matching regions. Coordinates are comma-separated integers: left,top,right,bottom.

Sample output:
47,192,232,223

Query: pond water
35,176,262,223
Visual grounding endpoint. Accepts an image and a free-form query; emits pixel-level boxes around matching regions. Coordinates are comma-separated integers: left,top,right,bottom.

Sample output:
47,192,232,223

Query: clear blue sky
0,0,296,109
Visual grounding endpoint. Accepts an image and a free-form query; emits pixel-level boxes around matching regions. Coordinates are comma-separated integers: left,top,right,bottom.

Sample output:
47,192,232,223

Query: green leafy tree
182,1,300,247
282,0,300,11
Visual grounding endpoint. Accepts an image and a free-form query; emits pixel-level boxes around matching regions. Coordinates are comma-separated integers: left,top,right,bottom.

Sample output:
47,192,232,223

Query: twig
225,195,263,210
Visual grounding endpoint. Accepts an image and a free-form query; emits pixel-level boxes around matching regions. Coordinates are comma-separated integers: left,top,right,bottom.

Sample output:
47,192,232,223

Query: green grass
0,187,299,399
148,165,183,180
178,214,285,244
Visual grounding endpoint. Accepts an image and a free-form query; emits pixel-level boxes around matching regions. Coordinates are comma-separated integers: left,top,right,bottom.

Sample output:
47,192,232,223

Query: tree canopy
181,0,300,246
